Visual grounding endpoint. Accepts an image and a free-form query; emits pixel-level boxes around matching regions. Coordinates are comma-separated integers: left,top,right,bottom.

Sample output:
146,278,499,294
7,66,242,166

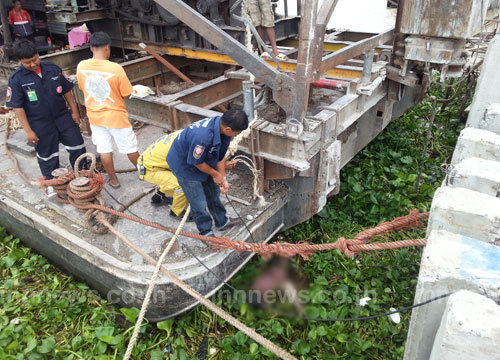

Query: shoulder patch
193,145,205,160
6,86,11,102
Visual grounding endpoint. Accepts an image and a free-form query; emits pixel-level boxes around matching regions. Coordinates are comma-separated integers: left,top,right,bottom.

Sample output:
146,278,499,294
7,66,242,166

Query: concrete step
450,157,500,197
452,127,500,166
428,186,500,245
404,230,500,360
430,290,500,360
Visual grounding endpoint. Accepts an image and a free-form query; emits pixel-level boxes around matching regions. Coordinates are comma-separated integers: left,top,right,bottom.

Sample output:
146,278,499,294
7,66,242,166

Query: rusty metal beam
161,76,242,110
121,56,164,83
153,0,295,112
140,43,194,84
40,47,92,71
312,0,339,80
290,0,319,127
320,29,394,75
124,97,221,130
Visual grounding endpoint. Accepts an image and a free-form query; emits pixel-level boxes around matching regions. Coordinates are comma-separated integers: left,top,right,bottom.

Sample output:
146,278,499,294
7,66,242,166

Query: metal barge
0,0,493,320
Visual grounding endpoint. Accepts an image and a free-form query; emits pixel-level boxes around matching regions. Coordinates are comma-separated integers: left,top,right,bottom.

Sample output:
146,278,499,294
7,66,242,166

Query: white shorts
90,125,138,154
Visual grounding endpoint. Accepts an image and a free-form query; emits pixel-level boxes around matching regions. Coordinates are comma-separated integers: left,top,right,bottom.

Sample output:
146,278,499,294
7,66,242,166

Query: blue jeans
175,173,227,235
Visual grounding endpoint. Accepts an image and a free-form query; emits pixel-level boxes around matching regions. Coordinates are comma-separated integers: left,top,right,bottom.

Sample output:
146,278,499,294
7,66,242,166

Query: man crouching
166,109,248,237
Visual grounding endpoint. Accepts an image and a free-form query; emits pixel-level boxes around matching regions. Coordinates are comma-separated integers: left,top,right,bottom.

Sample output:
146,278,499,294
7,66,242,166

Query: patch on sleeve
56,86,62,94
6,86,11,102
193,145,205,160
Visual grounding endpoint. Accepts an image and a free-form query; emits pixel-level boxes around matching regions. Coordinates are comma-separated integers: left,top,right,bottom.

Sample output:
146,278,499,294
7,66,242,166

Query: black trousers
32,113,86,180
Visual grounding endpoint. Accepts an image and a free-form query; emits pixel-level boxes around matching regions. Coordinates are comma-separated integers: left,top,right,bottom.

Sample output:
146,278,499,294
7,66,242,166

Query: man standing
6,39,86,197
246,0,288,60
167,109,248,236
76,32,139,188
8,0,33,40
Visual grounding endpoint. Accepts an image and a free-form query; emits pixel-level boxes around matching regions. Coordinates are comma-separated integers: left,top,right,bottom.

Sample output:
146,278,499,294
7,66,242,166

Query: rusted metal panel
125,75,242,130
320,29,394,76
404,36,466,65
400,0,487,39
121,56,164,83
40,47,92,71
47,9,111,23
263,160,295,180
122,55,196,83
162,76,242,110
125,97,221,131
238,125,312,171
386,65,419,87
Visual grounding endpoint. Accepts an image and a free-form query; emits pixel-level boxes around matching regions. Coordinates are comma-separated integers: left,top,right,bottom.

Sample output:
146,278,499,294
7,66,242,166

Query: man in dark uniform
167,108,248,236
6,39,86,197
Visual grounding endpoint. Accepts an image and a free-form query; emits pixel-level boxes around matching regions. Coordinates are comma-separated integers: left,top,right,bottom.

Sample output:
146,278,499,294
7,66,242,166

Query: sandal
260,51,271,59
107,178,121,189
275,53,288,61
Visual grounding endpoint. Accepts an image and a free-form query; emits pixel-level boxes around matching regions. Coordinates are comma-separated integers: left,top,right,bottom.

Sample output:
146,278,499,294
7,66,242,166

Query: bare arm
216,159,227,178
14,108,38,144
63,91,80,124
216,159,229,194
195,163,224,185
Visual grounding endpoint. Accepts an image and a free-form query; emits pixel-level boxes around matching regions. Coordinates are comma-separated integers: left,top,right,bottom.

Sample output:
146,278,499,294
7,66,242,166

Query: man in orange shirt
9,0,33,40
77,32,139,188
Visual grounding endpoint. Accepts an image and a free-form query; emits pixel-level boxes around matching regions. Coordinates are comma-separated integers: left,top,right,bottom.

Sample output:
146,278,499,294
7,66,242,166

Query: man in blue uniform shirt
6,39,86,197
167,108,248,236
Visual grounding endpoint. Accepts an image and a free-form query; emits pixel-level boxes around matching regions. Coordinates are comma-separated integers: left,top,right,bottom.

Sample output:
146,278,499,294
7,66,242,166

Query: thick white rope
0,110,22,130
232,154,267,206
99,211,298,360
122,205,192,360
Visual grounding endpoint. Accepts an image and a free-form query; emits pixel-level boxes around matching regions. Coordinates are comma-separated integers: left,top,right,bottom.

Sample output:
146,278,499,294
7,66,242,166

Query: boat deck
0,122,289,320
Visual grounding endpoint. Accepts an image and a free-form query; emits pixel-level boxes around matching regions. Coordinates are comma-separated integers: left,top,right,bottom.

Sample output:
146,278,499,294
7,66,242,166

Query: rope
98,215,298,360
38,158,429,258
0,108,21,129
231,155,267,206
80,202,428,258
182,243,452,324
123,205,192,360
4,115,39,186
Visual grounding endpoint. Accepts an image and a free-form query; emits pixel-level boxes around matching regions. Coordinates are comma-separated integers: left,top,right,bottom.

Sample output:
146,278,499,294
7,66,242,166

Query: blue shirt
167,116,231,181
6,62,74,133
